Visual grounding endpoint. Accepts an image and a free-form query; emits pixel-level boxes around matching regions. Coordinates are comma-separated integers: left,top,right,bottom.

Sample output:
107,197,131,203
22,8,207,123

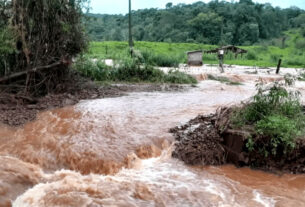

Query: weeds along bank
74,56,197,84
87,29,305,69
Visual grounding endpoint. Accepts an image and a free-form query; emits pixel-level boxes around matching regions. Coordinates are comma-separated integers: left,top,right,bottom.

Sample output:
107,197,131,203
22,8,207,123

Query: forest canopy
86,0,305,45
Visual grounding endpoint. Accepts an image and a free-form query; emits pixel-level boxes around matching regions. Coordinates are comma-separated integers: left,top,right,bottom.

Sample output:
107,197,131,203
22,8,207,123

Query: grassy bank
232,78,305,157
86,30,305,68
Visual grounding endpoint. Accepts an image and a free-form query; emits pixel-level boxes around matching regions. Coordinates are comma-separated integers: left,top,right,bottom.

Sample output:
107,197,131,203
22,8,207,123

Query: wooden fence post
276,59,282,74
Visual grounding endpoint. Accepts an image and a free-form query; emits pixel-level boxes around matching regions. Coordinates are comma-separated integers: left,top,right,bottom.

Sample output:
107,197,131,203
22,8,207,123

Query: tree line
86,0,305,45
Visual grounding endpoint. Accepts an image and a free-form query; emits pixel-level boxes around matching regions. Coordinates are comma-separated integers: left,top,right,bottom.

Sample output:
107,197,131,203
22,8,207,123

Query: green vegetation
0,0,89,95
139,49,182,67
207,74,242,85
86,29,305,68
232,81,305,157
86,0,304,45
74,56,197,84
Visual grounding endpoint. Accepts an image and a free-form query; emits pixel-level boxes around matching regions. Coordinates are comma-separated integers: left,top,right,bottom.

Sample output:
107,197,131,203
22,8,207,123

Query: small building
187,50,203,66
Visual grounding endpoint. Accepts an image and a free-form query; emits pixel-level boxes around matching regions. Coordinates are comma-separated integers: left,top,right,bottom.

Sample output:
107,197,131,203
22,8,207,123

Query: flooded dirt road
1,78,305,207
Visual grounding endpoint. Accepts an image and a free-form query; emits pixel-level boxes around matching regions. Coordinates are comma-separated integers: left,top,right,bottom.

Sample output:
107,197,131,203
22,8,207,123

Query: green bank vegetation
232,77,305,157
74,56,197,84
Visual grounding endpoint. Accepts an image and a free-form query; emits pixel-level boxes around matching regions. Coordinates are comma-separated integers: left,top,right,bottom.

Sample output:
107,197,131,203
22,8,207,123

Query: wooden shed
187,50,203,66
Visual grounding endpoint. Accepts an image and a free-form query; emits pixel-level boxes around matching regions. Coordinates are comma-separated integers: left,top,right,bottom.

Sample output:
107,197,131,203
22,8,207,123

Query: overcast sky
90,0,305,14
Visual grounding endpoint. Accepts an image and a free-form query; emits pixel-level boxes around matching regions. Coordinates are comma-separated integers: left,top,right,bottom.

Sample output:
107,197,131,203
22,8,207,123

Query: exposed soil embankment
171,114,226,165
171,108,305,174
0,81,184,126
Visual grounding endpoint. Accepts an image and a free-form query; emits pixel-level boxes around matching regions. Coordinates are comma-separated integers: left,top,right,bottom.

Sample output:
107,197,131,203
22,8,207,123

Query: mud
171,114,226,165
171,108,305,174
0,83,185,126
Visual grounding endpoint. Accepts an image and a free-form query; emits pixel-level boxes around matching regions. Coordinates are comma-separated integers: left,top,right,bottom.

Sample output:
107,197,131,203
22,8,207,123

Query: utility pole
128,0,133,55
220,19,224,46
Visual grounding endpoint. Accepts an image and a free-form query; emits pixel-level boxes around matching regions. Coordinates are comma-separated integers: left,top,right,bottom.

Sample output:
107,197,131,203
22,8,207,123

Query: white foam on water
253,190,276,207
12,149,278,207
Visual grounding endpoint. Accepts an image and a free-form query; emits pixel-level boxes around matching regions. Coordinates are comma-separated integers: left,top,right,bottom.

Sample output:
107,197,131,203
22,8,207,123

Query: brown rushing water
0,80,304,207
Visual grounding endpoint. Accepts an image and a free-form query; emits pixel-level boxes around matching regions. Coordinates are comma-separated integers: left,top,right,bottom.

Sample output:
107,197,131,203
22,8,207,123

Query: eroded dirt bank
171,110,305,174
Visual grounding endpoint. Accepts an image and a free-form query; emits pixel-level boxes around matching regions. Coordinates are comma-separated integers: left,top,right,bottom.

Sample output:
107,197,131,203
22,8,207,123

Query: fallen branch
0,61,63,83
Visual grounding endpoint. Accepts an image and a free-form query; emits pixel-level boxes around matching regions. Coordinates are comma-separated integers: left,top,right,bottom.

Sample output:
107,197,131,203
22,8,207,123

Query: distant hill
85,0,305,46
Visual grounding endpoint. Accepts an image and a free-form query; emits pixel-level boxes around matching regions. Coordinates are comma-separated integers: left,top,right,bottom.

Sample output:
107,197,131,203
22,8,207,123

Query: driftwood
0,61,63,83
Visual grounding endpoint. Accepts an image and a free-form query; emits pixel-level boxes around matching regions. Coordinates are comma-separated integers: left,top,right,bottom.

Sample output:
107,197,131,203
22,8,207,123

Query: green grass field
86,30,305,68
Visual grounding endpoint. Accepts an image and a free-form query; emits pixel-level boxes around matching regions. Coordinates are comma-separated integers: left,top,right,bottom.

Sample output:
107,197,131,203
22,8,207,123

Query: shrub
74,56,197,84
232,83,305,156
140,49,180,67
74,57,112,81
295,38,305,50
236,84,302,124
246,50,258,60
164,70,197,84
256,114,300,155
111,58,165,82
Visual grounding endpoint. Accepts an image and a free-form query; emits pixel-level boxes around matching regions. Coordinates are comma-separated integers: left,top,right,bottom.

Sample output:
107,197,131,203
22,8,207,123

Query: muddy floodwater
1,72,305,206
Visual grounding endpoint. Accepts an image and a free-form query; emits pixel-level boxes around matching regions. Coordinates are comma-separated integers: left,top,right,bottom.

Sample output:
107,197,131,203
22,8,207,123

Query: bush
74,57,112,81
232,83,305,156
74,56,197,84
246,50,258,60
256,114,300,155
111,58,165,82
140,49,181,67
164,70,197,84
295,38,305,50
